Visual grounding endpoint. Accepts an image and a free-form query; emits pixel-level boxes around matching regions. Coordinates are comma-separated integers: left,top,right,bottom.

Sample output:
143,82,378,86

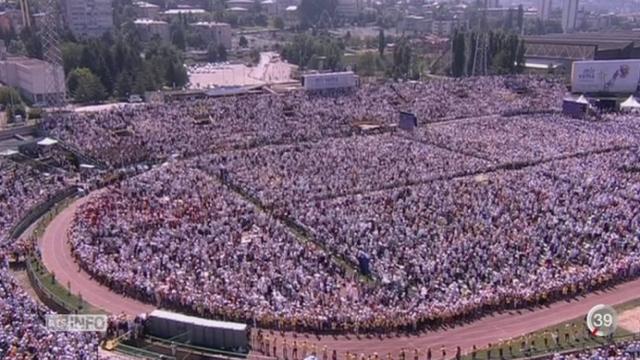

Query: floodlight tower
40,0,66,109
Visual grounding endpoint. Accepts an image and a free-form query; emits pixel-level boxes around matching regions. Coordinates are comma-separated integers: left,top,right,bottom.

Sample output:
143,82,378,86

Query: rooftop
524,32,640,51
191,21,230,27
133,1,160,8
163,8,206,14
134,18,168,25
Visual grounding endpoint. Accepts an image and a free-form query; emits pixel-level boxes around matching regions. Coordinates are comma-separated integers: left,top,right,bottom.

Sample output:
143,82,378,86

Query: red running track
40,195,640,357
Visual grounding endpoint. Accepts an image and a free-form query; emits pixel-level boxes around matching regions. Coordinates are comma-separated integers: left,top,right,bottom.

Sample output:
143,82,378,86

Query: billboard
302,71,358,91
571,60,640,94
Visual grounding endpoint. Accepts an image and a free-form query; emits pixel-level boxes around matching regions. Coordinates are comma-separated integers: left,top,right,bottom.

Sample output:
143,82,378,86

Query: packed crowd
69,165,377,330
204,134,490,207
0,257,100,359
397,76,564,120
0,157,101,359
539,149,640,202
0,158,68,242
415,114,638,163
42,76,564,168
290,165,640,323
70,140,640,334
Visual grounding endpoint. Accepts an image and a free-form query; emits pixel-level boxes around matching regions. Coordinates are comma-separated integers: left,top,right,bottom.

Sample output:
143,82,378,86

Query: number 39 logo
586,304,618,337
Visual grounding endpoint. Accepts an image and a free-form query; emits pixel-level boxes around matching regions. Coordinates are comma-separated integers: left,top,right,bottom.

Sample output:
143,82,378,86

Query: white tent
79,164,96,169
563,94,589,104
621,95,640,109
37,137,58,146
576,95,589,104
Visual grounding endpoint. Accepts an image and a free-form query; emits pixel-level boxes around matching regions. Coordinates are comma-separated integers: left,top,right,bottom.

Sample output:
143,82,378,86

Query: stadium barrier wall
9,186,79,240
26,257,77,314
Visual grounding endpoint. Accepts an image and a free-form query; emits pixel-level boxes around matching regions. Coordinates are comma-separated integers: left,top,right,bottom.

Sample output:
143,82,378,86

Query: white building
0,57,65,104
162,8,207,20
284,5,299,27
401,15,431,34
62,0,114,39
190,22,232,49
484,0,499,8
539,0,552,21
134,19,170,42
133,1,161,19
336,0,362,18
562,0,578,33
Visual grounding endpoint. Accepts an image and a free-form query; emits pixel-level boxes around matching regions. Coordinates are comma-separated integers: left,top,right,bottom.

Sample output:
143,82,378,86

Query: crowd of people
0,158,68,242
0,157,102,359
69,165,374,331
69,112,640,333
204,134,490,207
0,73,638,356
290,164,640,328
42,76,565,169
414,114,638,163
0,258,100,359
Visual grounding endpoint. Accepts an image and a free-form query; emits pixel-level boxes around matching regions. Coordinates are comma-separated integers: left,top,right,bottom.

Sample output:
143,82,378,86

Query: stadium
3,73,640,360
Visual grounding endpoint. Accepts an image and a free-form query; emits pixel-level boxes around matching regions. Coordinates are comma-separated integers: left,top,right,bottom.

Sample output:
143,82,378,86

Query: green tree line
451,30,525,77
62,37,188,103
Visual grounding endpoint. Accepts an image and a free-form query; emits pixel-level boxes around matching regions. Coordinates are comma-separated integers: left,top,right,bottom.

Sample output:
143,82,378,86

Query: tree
294,36,342,69
273,17,285,30
466,32,477,76
165,61,188,88
378,29,385,57
515,39,526,73
298,0,338,28
20,28,43,59
0,87,23,107
391,37,411,79
504,8,515,31
451,31,466,77
62,42,84,74
207,43,218,62
217,44,227,61
239,35,249,48
517,5,524,33
356,52,377,77
69,68,107,103
170,22,186,50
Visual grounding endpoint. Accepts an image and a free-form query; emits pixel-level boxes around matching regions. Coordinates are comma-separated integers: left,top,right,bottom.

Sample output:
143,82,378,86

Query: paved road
40,195,640,357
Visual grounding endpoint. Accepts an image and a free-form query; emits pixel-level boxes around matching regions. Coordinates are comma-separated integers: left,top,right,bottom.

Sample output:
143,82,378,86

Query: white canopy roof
79,164,96,169
37,137,58,146
576,95,589,104
0,149,18,156
563,94,589,104
621,95,640,109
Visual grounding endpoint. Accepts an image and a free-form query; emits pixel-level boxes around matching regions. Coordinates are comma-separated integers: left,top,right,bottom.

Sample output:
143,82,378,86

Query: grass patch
27,255,105,314
25,195,105,314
